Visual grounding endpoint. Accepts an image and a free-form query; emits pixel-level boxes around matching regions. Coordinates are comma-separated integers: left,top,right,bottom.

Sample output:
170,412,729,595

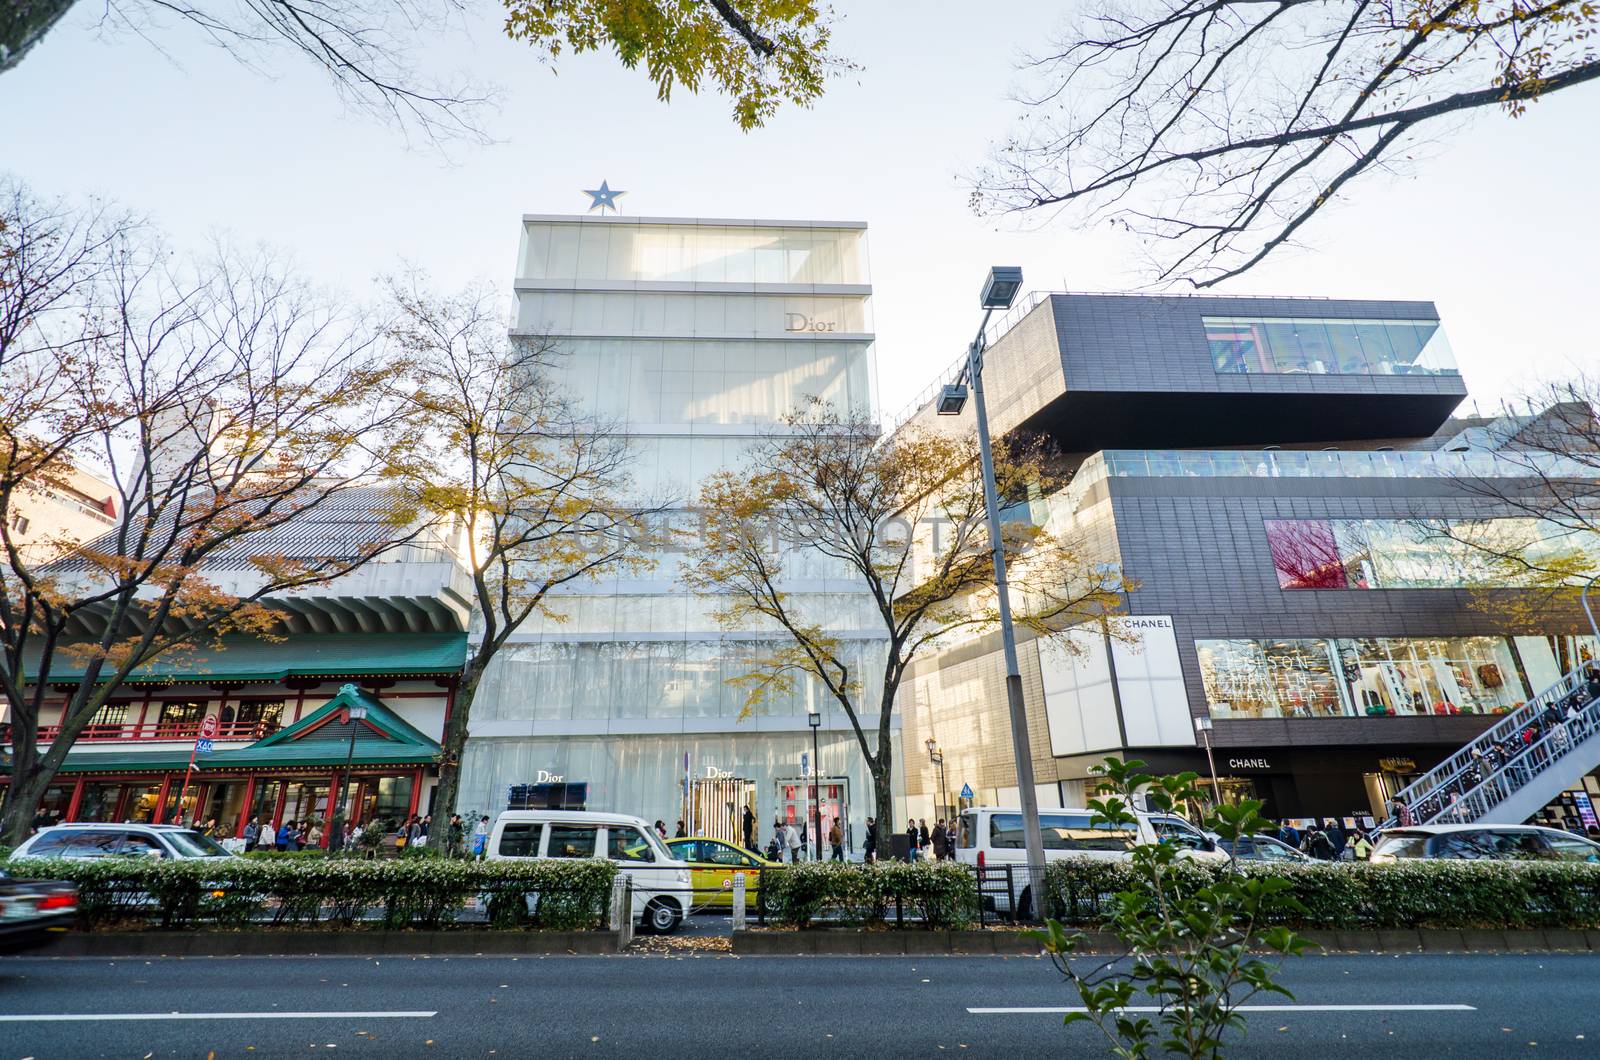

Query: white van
485,810,692,933
955,806,1224,916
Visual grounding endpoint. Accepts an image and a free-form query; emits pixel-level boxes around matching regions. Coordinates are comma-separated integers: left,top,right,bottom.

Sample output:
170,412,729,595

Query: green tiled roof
197,740,439,769
27,633,467,684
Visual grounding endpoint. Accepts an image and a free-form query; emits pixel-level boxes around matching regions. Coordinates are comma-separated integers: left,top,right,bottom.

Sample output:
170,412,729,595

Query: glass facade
1264,517,1600,590
465,218,888,839
1205,316,1457,376
518,223,867,285
538,338,872,426
1197,635,1531,719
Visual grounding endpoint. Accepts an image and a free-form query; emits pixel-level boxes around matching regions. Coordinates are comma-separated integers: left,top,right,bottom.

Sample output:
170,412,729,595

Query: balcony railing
34,720,276,743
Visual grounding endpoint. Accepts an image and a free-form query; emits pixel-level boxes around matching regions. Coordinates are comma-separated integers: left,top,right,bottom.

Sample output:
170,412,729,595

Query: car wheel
643,897,682,935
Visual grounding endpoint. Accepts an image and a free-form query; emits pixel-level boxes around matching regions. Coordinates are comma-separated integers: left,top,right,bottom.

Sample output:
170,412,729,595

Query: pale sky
5,1,1597,424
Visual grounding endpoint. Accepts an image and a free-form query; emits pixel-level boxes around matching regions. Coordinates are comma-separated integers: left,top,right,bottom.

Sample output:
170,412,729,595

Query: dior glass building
899,293,1600,827
456,214,892,850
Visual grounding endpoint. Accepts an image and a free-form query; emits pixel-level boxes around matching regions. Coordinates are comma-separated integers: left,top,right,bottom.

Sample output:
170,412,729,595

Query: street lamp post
925,738,948,820
331,703,368,851
1194,716,1222,807
935,265,1048,918
808,711,823,862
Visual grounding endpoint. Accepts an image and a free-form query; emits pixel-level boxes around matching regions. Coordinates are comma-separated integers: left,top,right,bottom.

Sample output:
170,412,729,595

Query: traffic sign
801,752,810,777
195,738,214,755
198,713,219,740
959,783,974,799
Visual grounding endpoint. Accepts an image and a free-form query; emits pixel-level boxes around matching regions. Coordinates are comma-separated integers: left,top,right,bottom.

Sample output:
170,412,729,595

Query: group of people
905,817,957,861
765,815,849,862
1273,819,1374,861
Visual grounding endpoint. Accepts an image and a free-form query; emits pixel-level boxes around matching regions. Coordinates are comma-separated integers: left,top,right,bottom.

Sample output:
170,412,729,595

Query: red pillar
323,770,340,849
236,776,257,838
406,767,423,820
152,773,173,824
64,778,86,822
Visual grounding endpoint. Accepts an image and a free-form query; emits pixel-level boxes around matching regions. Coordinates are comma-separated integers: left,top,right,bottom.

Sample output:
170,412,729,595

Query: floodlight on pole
1194,715,1222,806
935,265,1048,916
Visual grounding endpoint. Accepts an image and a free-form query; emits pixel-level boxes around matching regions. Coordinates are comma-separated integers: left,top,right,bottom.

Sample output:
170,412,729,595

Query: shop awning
24,632,467,685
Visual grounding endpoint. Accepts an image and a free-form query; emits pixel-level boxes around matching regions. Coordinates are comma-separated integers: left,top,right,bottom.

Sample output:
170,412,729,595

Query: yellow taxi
664,837,780,908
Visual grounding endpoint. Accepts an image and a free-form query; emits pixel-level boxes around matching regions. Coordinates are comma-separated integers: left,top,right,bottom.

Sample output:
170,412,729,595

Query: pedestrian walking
742,805,756,852
918,818,930,853
785,820,801,863
653,819,668,839
472,814,490,858
931,819,947,861
447,814,465,858
275,819,294,851
675,819,687,838
1352,830,1373,860
863,817,877,863
905,819,920,862
828,818,843,861
308,821,324,848
243,815,262,852
767,819,784,862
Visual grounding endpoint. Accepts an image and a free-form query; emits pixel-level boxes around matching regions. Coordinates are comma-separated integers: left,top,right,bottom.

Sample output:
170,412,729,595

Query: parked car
485,810,693,933
0,868,77,954
1217,835,1313,863
663,836,780,908
1370,824,1600,863
955,806,1226,917
9,823,236,861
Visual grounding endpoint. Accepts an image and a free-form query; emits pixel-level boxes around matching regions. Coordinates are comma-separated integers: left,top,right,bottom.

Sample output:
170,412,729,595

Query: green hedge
1042,858,1600,930
760,861,978,929
4,856,618,932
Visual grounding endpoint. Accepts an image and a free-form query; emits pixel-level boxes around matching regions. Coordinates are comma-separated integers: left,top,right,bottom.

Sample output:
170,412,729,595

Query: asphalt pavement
1,951,1593,1058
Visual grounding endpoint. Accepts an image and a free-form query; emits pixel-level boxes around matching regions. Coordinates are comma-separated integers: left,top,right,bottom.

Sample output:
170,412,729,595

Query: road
1,951,1592,1057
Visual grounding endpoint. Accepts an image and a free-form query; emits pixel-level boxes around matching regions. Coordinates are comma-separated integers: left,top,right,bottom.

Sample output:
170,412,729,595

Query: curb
728,928,1600,956
30,930,622,958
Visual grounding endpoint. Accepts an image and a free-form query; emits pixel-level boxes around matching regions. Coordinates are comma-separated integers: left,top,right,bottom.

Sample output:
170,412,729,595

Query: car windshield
162,830,231,857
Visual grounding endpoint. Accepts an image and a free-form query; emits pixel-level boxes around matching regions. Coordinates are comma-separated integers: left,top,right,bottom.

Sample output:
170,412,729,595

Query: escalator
1383,665,1600,827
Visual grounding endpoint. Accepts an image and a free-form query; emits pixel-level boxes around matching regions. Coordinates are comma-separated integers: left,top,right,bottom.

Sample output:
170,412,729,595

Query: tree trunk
871,753,894,856
425,667,479,852
1,0,80,72
0,765,53,847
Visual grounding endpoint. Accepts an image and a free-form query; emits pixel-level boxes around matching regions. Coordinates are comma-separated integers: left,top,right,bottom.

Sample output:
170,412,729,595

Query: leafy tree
1032,757,1312,1058
503,0,847,130
0,183,418,844
2,0,844,140
379,276,649,852
971,0,1600,286
685,402,1125,850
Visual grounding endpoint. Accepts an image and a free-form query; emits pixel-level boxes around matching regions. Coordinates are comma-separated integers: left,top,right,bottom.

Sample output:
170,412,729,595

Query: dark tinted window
496,823,543,858
606,826,654,863
164,831,230,858
990,813,1135,852
62,830,127,858
118,833,166,857
702,842,753,867
1375,834,1428,859
22,830,75,856
1429,831,1501,859
546,824,598,859
1151,817,1211,850
668,840,699,862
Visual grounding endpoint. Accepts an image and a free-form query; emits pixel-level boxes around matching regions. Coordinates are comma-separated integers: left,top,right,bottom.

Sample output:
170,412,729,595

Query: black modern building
900,292,1600,827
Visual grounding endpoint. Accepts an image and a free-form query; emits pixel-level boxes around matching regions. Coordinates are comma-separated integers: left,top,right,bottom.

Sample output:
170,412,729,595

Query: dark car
0,867,77,954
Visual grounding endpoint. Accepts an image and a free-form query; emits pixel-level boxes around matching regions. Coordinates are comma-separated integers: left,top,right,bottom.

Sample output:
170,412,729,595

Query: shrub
761,861,977,929
1041,857,1600,931
2,855,618,932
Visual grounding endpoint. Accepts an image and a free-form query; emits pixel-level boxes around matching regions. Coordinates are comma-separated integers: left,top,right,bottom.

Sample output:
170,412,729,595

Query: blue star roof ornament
584,180,626,214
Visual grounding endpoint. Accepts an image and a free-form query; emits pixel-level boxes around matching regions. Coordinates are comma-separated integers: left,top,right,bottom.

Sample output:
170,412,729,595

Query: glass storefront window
1203,316,1457,376
1199,635,1530,719
1263,519,1346,589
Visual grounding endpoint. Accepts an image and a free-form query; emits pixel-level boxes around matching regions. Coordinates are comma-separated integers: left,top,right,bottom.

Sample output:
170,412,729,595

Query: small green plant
1032,757,1313,1057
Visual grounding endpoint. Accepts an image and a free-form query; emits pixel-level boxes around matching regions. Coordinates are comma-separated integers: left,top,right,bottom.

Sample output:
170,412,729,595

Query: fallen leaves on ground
626,935,732,955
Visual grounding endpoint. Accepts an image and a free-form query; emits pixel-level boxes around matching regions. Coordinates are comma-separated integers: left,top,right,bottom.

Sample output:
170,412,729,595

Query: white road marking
0,1011,437,1023
968,1004,1476,1014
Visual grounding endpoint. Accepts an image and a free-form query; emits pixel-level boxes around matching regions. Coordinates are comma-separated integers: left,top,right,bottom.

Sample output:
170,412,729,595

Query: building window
1205,316,1456,376
155,700,207,728
233,698,284,730
86,702,129,730
1263,520,1347,589
1197,635,1530,720
9,514,29,535
1264,516,1600,591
